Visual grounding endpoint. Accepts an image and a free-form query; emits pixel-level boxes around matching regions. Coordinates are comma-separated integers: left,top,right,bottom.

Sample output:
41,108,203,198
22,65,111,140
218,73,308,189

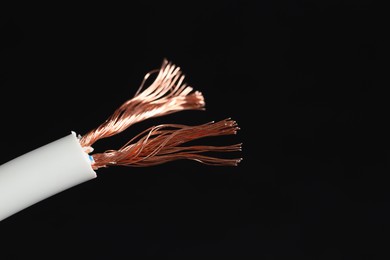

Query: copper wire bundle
80,60,242,169
0,60,241,223
80,60,205,147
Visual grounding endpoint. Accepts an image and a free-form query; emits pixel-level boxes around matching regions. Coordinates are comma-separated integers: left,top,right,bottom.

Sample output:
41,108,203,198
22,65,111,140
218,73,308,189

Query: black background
0,1,386,258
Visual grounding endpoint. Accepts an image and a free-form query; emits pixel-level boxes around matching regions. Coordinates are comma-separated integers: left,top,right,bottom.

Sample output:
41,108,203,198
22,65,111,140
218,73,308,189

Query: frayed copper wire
80,59,205,148
80,60,241,169
91,119,242,169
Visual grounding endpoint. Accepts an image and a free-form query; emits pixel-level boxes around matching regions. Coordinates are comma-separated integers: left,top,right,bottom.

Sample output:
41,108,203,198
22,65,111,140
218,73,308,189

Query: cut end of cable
80,59,206,148
79,59,242,170
234,158,243,166
90,119,242,170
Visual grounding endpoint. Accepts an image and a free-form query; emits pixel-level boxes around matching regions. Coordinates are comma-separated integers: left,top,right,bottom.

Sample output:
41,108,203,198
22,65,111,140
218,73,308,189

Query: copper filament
80,60,242,169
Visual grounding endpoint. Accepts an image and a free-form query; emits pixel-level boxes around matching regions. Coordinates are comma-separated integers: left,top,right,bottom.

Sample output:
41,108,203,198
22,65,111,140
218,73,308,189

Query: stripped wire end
80,59,205,148
79,60,242,170
90,119,242,170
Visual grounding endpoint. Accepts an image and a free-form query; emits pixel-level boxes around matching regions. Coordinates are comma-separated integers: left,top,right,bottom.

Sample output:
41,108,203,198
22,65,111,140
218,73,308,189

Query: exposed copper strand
91,119,242,169
80,59,205,147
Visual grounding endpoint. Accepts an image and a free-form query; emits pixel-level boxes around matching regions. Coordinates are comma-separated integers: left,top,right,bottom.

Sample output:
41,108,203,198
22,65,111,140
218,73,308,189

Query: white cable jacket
0,132,97,222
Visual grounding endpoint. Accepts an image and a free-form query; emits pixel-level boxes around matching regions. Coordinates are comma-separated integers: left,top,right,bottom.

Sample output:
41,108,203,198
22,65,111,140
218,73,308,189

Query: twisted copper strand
91,119,242,169
80,59,205,147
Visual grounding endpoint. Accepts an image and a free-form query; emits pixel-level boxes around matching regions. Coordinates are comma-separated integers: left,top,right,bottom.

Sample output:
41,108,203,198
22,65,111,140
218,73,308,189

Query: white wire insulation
0,132,96,222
